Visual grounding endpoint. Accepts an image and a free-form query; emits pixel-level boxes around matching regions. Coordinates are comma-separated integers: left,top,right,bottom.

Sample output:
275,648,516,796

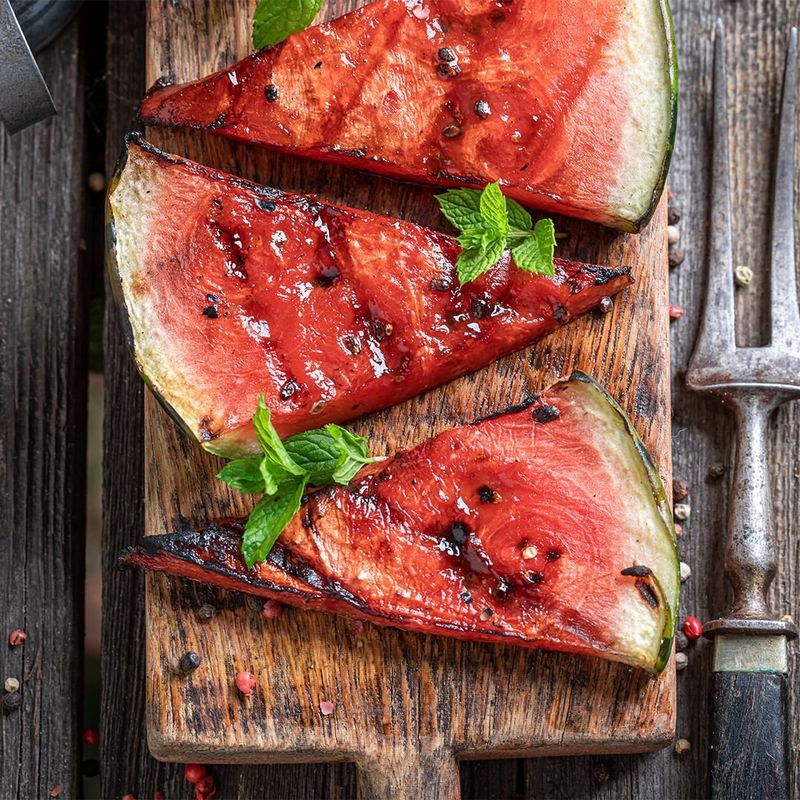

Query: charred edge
621,565,652,578
471,394,540,425
583,265,633,286
532,404,560,424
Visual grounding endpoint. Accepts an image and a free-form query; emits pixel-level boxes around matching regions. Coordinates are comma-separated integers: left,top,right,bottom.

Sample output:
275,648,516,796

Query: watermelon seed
477,485,497,503
460,590,473,604
620,565,652,578
480,607,494,621
280,379,299,400
442,125,462,138
532,404,560,424
437,47,456,63
202,305,218,319
635,579,659,609
429,276,452,292
264,84,279,103
526,571,544,585
450,521,468,544
521,545,538,560
255,198,276,212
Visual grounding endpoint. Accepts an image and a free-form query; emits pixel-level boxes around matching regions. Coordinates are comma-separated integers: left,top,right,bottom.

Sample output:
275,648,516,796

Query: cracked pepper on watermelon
123,374,679,674
139,0,678,231
107,135,632,457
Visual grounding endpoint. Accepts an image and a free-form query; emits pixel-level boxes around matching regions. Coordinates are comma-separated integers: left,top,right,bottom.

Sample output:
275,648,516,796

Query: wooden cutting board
141,2,675,796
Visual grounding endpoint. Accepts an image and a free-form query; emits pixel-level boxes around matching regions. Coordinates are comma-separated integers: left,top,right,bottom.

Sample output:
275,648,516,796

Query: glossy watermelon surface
123,373,679,673
107,136,632,457
139,0,677,231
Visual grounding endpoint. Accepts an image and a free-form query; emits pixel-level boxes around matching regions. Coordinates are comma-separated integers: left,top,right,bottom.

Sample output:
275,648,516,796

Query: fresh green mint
219,397,383,567
252,0,323,49
436,182,557,285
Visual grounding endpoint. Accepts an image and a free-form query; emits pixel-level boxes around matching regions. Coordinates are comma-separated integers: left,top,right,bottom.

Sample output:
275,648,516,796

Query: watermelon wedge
123,373,679,673
139,0,678,232
107,135,632,458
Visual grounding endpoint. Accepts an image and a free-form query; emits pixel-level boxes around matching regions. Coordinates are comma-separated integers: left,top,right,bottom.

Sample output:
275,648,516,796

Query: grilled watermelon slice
107,135,632,457
123,373,679,673
139,0,678,232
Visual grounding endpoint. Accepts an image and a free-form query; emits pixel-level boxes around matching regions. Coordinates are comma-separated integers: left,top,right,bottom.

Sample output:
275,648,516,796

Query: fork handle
711,667,790,800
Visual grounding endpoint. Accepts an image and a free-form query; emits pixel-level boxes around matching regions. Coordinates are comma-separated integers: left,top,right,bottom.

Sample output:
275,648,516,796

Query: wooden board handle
356,748,460,800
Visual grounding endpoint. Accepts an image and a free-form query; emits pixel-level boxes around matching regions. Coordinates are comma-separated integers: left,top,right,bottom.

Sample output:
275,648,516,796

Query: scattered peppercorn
4,677,20,693
8,628,27,647
197,603,217,621
674,738,691,756
442,124,462,138
437,62,460,78
438,47,456,62
669,304,685,320
668,249,685,268
88,172,106,193
675,631,689,651
478,485,496,503
683,616,703,640
673,479,690,502
154,793,166,800
680,562,692,583
179,651,202,674
532,404,560,423
667,225,680,245
2,692,21,712
195,775,217,800
429,277,452,292
235,671,256,697
261,599,284,619
264,84,279,102
674,523,684,539
598,296,614,314
50,785,62,798
184,764,206,784
734,265,753,287
319,700,335,716
675,652,688,671
245,595,263,612
708,461,726,480
122,794,135,800
82,758,100,778
474,99,491,119
667,206,681,225
674,502,691,521
82,727,100,746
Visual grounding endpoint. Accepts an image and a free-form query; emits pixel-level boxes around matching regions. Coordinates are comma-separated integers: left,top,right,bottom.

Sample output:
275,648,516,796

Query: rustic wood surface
136,0,675,792
0,19,87,800
0,0,796,799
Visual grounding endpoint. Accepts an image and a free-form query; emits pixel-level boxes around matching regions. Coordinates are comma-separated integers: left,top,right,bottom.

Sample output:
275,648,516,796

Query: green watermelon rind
569,371,679,673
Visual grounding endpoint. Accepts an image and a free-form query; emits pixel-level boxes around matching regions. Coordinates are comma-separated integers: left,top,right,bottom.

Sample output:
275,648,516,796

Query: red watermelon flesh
107,136,632,458
122,373,679,673
139,0,677,231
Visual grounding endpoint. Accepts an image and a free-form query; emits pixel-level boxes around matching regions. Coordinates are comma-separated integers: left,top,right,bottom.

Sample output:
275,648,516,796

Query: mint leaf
479,182,508,236
510,219,557,276
284,428,343,485
436,188,484,231
506,196,532,233
325,424,382,484
252,397,306,477
456,237,505,285
241,478,309,568
252,0,323,49
217,458,265,494
457,226,491,251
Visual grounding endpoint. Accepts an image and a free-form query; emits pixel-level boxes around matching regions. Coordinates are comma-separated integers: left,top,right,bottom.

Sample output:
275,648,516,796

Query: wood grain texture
0,21,87,800
138,0,674,793
97,1,800,798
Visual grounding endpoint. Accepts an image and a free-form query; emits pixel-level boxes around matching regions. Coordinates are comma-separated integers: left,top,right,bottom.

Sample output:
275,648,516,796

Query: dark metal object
12,0,81,53
0,0,55,133
687,20,799,800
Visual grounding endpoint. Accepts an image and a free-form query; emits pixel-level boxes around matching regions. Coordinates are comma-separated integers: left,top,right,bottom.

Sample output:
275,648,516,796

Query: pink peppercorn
154,793,165,800
261,600,284,620
194,775,216,800
319,700,334,716
82,727,100,747
184,764,206,784
235,671,256,697
669,305,685,320
683,616,703,640
8,629,27,647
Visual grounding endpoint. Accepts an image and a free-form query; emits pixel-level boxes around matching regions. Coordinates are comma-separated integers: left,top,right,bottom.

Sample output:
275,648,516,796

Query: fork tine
769,28,800,348
690,19,736,372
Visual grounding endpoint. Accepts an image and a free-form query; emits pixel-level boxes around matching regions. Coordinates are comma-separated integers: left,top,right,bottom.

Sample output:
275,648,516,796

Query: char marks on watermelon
108,136,632,457
139,0,677,231
123,374,679,673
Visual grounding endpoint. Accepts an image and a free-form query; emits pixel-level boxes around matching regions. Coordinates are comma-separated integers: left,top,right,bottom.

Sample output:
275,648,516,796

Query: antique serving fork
686,21,799,800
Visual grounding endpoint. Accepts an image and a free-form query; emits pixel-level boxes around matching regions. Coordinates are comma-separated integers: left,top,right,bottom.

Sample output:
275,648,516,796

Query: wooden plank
0,20,87,800
138,1,674,792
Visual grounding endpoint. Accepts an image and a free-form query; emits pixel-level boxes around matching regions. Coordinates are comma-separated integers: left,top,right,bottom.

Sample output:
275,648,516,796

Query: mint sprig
436,183,557,285
252,0,323,50
219,398,384,567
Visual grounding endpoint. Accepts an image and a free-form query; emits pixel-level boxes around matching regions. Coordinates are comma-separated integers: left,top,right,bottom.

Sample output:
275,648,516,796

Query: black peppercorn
264,84,279,102
197,603,217,621
2,692,21,712
438,47,456,62
82,759,100,778
179,651,202,674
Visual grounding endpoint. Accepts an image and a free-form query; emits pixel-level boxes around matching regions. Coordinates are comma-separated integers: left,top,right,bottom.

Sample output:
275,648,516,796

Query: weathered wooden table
1,1,798,798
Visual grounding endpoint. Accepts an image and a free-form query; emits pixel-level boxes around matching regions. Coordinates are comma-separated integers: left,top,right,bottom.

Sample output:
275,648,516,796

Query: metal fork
687,20,799,800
